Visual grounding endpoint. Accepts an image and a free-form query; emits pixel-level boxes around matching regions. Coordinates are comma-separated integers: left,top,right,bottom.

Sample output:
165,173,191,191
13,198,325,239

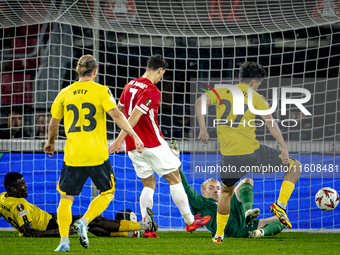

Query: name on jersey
73,89,88,95
129,80,148,89
18,210,28,217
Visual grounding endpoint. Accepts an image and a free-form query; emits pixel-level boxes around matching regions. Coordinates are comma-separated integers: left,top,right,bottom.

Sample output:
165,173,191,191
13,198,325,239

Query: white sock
140,187,154,218
170,183,195,225
60,236,69,243
128,231,139,237
80,217,89,227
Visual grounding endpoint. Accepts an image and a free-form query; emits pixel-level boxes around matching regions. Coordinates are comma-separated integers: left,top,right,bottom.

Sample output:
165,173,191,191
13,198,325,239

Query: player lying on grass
0,172,157,238
170,141,284,240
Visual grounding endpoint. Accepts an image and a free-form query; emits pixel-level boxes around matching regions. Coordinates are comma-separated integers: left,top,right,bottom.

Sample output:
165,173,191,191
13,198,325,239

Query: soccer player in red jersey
109,54,210,237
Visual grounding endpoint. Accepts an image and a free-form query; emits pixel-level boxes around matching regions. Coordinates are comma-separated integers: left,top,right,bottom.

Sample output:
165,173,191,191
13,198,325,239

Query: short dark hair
239,62,267,83
147,54,168,71
4,172,23,191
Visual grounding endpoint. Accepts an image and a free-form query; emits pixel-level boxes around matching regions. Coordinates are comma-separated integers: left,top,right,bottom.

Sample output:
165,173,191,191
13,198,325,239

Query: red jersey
119,77,165,151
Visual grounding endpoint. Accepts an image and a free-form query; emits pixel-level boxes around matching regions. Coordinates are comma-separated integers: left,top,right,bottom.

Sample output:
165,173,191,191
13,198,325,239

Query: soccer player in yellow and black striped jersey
0,172,51,237
44,55,145,252
0,172,156,238
196,62,302,243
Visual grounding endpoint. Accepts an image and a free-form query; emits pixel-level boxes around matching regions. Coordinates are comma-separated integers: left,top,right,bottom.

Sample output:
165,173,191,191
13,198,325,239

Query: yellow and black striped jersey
51,81,117,166
207,84,270,156
0,192,51,236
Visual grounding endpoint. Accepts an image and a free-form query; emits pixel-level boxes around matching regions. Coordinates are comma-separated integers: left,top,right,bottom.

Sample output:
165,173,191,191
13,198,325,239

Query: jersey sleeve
255,94,271,111
205,88,223,106
101,86,117,112
12,199,32,228
51,89,66,120
135,88,159,114
179,167,207,210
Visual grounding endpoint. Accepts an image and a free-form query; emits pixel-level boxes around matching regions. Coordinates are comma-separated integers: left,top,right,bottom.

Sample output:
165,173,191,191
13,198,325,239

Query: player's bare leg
213,184,234,243
163,170,210,233
271,160,302,229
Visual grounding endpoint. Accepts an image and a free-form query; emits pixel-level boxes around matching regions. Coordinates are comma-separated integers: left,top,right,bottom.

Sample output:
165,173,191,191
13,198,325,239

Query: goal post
1,0,340,230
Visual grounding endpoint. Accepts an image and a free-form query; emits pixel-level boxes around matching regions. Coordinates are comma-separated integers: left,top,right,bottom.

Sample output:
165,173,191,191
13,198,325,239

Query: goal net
0,0,340,230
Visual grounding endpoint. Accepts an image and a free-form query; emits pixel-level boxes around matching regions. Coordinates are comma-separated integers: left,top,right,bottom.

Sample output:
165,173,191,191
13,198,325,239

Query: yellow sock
216,213,229,236
278,181,295,205
83,193,114,223
57,198,73,238
118,220,142,232
110,232,129,237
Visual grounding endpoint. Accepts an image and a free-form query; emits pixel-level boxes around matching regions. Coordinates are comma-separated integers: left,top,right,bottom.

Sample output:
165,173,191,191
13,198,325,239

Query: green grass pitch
0,230,339,254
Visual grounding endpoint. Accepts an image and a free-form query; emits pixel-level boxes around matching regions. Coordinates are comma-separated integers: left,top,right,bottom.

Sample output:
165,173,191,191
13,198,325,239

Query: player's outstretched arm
261,114,289,165
44,117,61,157
179,167,207,210
117,104,124,113
170,142,207,209
195,96,211,146
19,222,75,237
108,108,144,153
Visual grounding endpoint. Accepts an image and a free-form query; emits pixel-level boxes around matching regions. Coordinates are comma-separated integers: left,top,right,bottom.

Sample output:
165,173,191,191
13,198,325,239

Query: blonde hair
76,54,98,78
201,178,220,193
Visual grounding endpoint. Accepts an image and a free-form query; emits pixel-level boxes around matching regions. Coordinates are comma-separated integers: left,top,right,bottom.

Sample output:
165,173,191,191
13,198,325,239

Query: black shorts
220,145,296,187
57,159,116,196
46,213,81,230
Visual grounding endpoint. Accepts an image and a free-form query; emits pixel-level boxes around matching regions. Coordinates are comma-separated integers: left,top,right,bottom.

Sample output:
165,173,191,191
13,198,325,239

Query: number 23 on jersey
67,102,97,133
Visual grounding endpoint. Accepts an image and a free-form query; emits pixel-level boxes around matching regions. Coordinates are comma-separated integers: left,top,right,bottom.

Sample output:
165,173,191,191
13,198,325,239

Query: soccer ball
315,187,339,211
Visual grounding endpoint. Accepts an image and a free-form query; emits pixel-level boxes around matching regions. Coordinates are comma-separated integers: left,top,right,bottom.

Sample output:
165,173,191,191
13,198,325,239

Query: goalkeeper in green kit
170,141,284,239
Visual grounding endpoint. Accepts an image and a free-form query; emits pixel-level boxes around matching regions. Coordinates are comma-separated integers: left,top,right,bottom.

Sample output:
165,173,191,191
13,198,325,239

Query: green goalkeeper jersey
179,167,258,237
